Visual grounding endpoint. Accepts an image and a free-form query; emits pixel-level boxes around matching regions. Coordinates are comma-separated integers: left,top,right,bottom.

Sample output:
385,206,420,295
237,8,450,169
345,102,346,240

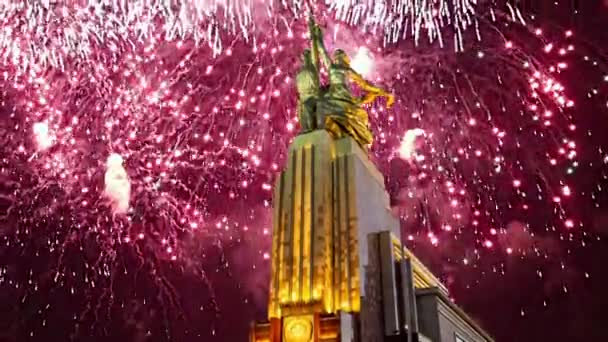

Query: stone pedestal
252,131,449,342
268,131,335,318
267,131,400,318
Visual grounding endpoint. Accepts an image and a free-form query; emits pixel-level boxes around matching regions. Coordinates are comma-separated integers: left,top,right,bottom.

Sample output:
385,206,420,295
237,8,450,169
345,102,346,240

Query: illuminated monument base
250,131,493,342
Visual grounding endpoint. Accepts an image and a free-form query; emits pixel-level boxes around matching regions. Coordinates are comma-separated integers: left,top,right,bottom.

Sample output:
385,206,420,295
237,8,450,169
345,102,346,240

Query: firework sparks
0,0,512,71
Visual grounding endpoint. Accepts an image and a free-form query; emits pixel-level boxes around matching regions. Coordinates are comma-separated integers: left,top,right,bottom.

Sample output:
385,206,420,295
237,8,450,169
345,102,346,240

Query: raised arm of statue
311,23,332,70
308,16,320,70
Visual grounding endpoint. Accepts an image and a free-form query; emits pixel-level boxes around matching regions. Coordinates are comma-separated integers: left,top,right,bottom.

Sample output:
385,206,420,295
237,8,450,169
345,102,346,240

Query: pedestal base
254,131,491,342
251,313,341,342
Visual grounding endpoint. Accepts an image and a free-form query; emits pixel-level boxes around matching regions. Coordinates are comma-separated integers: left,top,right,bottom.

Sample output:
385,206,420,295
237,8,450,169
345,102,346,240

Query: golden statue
309,20,394,147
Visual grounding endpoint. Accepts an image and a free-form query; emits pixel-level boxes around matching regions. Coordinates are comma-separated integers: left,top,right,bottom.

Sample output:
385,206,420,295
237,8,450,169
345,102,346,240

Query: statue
295,18,322,133
296,18,394,148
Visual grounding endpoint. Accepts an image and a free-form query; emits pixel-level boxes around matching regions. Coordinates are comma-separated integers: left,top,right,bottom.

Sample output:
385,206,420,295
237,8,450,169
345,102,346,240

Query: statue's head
302,49,312,65
333,49,350,66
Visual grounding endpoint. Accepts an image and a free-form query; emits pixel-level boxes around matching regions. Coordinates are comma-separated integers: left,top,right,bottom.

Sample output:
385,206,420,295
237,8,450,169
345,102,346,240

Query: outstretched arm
349,69,385,94
349,69,394,107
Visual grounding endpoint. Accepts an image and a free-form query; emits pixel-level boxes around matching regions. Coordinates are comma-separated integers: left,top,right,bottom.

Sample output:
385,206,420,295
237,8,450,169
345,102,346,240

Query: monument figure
251,15,493,342
307,19,394,147
295,18,322,133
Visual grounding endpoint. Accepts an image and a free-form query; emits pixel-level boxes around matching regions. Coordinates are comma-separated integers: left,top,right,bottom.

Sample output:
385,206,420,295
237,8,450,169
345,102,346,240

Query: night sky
1,1,608,341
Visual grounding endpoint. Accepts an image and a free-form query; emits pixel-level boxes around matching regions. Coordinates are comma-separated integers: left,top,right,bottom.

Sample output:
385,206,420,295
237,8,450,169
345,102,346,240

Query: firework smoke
104,153,131,214
350,46,375,77
398,128,425,161
33,121,53,150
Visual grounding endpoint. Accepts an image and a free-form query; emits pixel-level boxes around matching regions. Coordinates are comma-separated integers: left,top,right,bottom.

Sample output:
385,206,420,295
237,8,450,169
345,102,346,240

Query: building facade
250,131,492,342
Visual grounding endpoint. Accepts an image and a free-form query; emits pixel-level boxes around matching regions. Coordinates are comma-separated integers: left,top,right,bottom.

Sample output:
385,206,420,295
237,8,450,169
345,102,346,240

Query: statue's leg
307,100,317,131
298,103,310,133
300,101,314,133
315,97,332,130
315,109,325,130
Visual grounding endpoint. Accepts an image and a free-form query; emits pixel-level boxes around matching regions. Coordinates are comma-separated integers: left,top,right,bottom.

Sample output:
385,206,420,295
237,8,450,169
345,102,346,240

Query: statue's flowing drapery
317,63,374,147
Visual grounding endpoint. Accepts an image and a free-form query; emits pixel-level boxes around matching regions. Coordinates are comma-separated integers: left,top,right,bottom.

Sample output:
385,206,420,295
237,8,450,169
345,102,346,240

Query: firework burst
0,1,606,340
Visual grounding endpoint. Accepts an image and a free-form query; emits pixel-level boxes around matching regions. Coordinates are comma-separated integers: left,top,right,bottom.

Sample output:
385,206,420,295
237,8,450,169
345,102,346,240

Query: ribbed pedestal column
268,131,400,320
253,129,467,342
269,131,335,318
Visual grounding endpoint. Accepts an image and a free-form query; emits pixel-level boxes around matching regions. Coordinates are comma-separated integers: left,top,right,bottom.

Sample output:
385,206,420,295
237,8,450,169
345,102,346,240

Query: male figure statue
295,17,322,133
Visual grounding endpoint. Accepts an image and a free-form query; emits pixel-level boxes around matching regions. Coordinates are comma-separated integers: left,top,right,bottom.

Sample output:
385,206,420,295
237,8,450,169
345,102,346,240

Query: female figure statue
310,23,394,147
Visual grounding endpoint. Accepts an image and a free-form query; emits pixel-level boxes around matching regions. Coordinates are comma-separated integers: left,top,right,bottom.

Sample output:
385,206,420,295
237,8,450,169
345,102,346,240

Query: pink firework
0,1,606,340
